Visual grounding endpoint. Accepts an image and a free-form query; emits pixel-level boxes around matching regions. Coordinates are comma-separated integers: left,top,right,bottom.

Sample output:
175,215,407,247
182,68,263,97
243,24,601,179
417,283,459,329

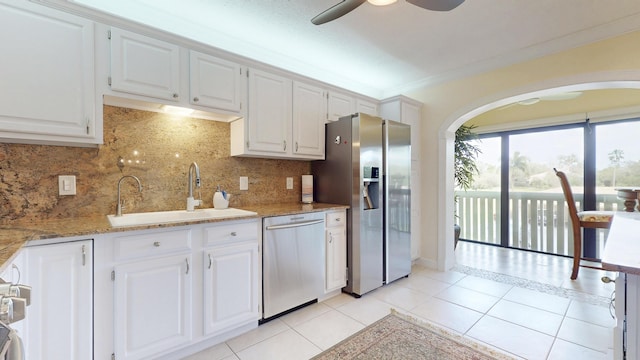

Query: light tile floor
184,242,617,360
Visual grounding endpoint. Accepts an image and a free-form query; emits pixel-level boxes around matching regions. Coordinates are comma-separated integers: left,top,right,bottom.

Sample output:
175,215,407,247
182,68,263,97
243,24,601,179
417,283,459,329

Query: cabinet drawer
326,211,346,228
114,229,192,261
204,221,258,246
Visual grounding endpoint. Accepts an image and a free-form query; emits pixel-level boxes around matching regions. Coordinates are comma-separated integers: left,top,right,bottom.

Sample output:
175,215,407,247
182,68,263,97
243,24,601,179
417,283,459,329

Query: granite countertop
0,202,348,270
602,211,640,275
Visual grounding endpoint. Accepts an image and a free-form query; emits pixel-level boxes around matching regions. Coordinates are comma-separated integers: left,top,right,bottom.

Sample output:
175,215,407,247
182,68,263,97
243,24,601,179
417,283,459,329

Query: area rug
312,310,515,360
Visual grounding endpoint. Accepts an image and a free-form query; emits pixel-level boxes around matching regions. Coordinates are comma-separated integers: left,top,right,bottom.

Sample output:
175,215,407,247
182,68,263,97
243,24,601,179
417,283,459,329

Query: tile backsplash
0,106,311,222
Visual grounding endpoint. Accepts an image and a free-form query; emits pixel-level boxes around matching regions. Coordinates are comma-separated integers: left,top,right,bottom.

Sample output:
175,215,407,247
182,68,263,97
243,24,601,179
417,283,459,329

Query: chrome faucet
116,175,142,216
186,162,202,211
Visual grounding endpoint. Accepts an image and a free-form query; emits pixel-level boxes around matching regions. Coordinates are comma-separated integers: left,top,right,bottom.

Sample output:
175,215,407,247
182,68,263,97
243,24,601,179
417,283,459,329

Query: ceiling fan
311,0,465,25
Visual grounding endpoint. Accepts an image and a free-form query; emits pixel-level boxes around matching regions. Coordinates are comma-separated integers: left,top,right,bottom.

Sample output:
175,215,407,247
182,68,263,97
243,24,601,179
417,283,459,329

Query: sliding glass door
455,136,501,245
456,118,640,259
508,127,583,256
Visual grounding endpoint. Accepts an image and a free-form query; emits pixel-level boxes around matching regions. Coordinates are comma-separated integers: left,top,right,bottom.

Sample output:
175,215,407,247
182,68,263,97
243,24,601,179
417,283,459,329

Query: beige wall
0,106,311,223
406,30,640,269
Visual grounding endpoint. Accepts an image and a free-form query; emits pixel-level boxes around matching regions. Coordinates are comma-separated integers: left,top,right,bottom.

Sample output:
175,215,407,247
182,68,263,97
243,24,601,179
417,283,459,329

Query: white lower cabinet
325,210,347,292
204,241,259,336
24,240,93,360
95,219,260,360
203,221,261,336
114,253,193,360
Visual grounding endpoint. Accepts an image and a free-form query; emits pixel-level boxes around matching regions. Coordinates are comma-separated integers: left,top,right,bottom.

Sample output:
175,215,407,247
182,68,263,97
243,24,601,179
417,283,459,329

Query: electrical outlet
240,176,249,190
286,177,293,190
58,175,76,196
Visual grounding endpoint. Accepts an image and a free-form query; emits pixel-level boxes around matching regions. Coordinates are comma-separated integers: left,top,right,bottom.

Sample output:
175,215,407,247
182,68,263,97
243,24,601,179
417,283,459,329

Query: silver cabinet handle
11,264,20,285
283,140,287,151
185,258,190,275
295,142,299,152
172,93,179,98
153,242,160,247
82,245,86,266
208,253,212,269
193,97,199,102
230,232,237,236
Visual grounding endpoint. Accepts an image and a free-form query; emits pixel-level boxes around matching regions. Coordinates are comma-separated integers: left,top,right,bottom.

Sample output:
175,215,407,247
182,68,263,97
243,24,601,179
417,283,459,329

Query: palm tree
608,149,624,187
454,125,481,248
454,125,481,191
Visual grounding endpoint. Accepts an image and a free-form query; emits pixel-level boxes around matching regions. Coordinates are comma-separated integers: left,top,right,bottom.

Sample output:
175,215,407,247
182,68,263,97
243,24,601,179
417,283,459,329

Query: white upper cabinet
356,98,379,116
110,27,181,101
106,28,244,120
292,81,326,158
231,73,328,160
327,91,378,121
247,68,292,154
380,96,422,160
327,91,355,122
189,50,244,113
0,1,99,146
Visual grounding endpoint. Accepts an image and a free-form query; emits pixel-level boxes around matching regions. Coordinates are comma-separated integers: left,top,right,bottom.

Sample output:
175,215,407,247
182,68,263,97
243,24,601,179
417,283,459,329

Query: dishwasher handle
265,219,324,230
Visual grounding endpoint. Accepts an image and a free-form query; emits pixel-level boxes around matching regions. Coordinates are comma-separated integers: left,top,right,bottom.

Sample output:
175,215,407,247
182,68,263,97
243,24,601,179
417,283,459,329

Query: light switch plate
286,177,293,190
58,175,76,196
239,176,249,191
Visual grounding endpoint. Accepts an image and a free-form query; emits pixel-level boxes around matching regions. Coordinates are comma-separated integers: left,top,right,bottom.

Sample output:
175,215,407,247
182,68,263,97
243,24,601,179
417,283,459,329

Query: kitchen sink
107,208,258,228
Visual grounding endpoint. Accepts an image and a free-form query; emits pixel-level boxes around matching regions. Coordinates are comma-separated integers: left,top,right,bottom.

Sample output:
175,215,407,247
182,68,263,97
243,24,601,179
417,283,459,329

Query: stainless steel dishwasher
262,212,325,320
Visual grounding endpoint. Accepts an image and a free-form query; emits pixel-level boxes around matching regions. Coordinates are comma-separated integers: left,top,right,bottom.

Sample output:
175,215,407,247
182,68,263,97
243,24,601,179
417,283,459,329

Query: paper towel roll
302,175,313,203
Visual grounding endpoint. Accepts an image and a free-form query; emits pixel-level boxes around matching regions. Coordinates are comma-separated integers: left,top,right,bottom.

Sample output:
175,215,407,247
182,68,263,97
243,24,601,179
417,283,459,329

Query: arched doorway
437,76,640,271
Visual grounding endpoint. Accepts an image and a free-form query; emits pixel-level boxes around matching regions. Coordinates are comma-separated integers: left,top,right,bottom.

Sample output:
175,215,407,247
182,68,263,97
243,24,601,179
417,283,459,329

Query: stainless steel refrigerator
312,113,411,297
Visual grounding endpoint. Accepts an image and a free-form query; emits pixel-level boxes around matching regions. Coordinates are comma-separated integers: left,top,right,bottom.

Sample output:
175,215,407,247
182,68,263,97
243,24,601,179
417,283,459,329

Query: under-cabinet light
161,105,195,116
368,0,398,5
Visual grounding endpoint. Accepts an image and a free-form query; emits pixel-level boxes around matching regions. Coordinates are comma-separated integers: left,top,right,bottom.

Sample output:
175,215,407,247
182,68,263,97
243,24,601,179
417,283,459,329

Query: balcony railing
455,190,620,258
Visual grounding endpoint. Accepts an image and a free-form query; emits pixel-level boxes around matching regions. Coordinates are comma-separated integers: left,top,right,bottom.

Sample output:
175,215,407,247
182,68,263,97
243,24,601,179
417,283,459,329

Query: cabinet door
325,228,347,292
114,254,193,360
25,240,93,360
327,91,354,122
189,50,244,113
0,2,96,143
110,27,181,101
356,98,379,116
204,242,260,336
247,68,292,154
292,81,326,158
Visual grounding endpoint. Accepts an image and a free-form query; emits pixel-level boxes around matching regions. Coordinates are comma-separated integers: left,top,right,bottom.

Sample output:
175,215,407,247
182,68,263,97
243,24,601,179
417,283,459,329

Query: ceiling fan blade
406,0,465,11
311,0,367,25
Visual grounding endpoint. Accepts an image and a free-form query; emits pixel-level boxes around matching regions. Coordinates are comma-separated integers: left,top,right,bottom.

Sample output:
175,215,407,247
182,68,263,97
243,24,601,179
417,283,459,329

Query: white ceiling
72,0,640,99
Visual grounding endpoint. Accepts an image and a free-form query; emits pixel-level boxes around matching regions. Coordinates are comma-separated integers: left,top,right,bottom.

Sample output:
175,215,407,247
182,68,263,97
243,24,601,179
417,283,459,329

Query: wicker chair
554,168,614,280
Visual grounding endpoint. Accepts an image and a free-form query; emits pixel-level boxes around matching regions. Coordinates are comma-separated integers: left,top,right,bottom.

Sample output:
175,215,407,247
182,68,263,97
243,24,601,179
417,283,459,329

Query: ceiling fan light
367,0,398,6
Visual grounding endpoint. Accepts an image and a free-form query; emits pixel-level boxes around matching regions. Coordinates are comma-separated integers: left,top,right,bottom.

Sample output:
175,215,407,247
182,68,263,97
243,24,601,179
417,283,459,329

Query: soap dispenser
213,185,230,209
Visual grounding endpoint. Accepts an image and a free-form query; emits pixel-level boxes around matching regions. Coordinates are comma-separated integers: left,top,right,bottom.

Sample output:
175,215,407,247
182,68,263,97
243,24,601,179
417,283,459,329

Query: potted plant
454,124,481,248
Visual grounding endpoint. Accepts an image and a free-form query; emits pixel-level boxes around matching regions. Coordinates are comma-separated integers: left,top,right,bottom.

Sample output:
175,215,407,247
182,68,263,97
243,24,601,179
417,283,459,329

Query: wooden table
615,187,640,212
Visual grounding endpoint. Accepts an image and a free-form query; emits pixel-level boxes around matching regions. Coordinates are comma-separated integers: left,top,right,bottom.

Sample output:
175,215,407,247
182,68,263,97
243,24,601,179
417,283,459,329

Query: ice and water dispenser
363,166,379,210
